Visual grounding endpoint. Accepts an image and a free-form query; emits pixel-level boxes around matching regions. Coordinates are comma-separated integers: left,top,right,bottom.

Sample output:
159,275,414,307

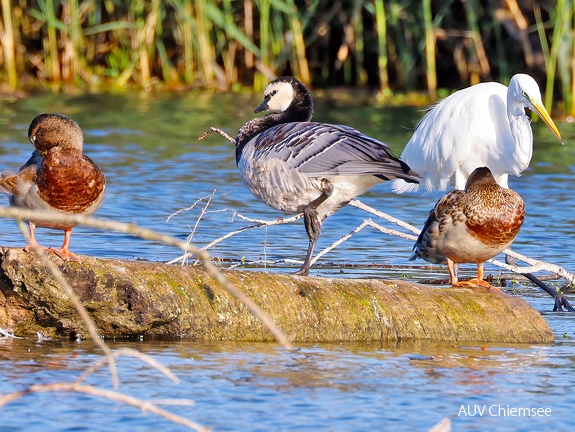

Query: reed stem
374,0,389,92
422,0,436,97
0,0,570,111
0,0,17,88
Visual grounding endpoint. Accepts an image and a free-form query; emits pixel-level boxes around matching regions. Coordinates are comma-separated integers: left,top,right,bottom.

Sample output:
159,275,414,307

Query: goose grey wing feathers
250,122,417,182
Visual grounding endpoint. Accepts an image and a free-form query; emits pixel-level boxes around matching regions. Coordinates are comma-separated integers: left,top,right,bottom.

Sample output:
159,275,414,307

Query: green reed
286,0,310,85
373,0,389,92
535,0,574,115
422,0,436,97
0,0,17,89
0,0,573,112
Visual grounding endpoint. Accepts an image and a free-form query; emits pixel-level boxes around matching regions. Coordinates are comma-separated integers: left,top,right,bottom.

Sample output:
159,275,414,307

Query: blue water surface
0,91,574,431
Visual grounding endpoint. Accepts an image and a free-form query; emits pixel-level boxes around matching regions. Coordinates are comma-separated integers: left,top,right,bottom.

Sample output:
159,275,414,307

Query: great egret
0,114,106,261
235,76,419,276
392,74,563,193
410,166,525,288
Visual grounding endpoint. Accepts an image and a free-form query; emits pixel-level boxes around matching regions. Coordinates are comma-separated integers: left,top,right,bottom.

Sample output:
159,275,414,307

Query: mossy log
0,247,553,343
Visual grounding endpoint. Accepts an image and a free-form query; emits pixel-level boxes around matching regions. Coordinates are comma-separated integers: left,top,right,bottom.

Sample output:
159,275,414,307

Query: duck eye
30,135,37,143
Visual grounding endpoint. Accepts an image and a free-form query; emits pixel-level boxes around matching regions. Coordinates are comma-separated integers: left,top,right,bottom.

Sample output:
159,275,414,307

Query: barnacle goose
235,76,419,275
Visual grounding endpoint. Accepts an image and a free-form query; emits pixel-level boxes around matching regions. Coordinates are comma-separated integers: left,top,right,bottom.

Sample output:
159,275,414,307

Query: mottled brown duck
0,113,106,261
410,166,524,289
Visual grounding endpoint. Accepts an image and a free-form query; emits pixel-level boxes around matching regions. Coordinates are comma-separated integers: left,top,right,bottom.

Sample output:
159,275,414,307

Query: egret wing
398,82,508,191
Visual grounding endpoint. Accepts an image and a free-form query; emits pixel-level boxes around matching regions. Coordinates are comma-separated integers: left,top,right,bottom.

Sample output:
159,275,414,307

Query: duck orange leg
448,260,501,291
50,228,81,262
23,222,50,254
447,258,459,285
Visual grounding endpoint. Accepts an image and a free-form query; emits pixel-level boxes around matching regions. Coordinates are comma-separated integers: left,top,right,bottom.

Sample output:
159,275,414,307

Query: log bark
0,247,553,343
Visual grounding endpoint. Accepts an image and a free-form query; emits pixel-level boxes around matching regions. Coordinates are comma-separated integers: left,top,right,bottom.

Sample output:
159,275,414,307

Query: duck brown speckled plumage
0,113,106,261
410,166,524,289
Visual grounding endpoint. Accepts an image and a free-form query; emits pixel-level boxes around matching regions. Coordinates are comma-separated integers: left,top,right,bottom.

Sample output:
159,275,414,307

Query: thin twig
76,348,179,385
0,383,209,432
198,127,235,143
166,190,217,223
166,213,303,265
0,328,22,338
0,207,292,350
185,190,216,247
310,219,417,265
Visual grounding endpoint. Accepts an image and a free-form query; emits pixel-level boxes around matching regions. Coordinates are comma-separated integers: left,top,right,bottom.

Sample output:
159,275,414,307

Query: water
0,91,574,431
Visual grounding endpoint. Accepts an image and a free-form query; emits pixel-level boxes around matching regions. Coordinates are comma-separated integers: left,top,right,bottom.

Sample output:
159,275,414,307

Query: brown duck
410,166,524,289
0,113,106,261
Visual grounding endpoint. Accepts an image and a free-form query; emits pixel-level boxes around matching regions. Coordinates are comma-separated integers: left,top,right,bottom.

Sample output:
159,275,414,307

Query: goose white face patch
265,81,294,112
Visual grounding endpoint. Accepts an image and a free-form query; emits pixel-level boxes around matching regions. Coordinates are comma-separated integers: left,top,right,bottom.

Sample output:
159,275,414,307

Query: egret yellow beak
531,99,564,145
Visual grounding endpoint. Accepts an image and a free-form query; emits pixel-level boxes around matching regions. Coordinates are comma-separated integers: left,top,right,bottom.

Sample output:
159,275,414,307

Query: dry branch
76,348,179,386
0,383,209,432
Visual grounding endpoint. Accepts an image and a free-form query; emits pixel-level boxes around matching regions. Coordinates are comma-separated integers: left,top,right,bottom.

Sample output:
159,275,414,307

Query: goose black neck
235,80,314,159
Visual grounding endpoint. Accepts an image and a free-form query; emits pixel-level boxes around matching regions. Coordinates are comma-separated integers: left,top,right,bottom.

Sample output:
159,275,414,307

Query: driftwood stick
198,127,235,143
311,219,417,266
349,199,575,283
349,199,421,234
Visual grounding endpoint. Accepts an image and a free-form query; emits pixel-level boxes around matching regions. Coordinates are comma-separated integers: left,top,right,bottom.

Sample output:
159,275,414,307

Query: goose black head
254,76,314,122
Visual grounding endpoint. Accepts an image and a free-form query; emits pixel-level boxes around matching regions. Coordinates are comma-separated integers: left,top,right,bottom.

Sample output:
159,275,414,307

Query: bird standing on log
0,113,106,261
410,167,525,289
235,76,420,275
392,74,563,194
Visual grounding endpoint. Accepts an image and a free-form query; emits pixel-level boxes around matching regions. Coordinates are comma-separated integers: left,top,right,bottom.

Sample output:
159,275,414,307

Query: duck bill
531,100,564,144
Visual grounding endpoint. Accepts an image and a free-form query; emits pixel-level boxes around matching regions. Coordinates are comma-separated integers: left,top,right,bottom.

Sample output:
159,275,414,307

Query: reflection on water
0,92,574,431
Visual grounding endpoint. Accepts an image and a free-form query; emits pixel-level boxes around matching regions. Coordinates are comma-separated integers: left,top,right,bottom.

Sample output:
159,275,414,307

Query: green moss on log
0,247,553,343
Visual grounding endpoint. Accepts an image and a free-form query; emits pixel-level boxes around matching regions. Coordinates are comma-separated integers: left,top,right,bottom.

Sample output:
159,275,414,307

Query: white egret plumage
392,73,563,194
